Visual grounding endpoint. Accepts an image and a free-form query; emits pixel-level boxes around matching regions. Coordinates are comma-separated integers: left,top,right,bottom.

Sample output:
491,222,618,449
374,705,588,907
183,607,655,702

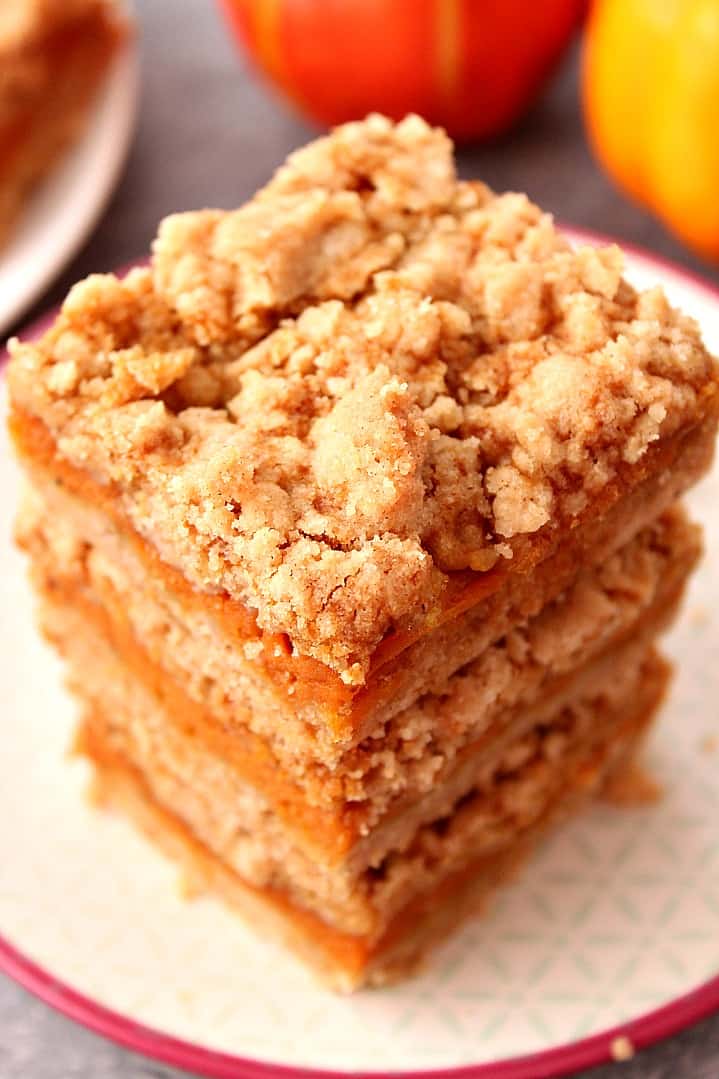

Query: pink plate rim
1,229,718,1079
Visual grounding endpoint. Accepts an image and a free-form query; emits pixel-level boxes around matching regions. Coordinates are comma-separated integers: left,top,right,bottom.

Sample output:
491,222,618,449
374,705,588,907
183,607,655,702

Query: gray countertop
2,2,718,1076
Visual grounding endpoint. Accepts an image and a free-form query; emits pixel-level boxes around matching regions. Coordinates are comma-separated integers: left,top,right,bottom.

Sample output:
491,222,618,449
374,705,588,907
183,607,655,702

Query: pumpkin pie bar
0,0,127,246
8,115,719,989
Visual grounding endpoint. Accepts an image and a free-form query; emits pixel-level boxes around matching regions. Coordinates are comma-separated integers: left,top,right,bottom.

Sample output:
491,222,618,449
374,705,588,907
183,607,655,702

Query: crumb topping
8,115,718,681
609,1035,635,1062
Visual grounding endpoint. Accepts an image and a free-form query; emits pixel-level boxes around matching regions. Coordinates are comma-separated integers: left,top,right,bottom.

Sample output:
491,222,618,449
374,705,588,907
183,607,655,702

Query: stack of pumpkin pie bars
8,116,718,990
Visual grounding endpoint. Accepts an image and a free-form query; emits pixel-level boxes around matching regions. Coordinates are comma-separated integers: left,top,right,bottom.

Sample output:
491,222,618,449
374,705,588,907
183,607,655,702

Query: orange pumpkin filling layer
78,653,667,986
21,471,694,868
9,404,717,740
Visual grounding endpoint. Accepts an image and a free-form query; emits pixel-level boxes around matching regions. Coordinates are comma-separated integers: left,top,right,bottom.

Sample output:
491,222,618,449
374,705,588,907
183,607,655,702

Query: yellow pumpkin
583,0,719,261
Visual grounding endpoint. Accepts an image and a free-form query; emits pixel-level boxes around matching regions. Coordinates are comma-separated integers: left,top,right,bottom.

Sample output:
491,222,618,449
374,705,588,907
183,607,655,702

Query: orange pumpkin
220,0,585,142
583,0,719,262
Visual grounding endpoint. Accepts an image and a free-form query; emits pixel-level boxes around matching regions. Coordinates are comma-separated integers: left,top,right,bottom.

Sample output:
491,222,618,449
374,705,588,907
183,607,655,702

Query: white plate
0,235,718,1079
0,33,139,337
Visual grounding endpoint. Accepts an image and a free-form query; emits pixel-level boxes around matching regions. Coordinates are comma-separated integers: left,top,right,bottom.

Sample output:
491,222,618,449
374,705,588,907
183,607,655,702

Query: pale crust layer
8,114,718,680
82,653,670,990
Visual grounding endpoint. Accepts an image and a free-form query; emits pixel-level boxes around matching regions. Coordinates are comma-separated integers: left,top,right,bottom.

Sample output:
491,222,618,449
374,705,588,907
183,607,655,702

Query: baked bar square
8,115,718,989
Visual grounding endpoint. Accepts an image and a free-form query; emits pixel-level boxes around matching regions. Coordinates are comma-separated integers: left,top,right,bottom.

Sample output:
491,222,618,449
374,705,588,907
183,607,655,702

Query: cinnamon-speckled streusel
8,115,718,681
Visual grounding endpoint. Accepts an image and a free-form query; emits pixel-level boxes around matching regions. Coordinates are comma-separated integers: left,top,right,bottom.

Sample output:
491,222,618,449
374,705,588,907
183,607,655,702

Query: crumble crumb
8,115,718,680
610,1035,635,1062
603,761,663,807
